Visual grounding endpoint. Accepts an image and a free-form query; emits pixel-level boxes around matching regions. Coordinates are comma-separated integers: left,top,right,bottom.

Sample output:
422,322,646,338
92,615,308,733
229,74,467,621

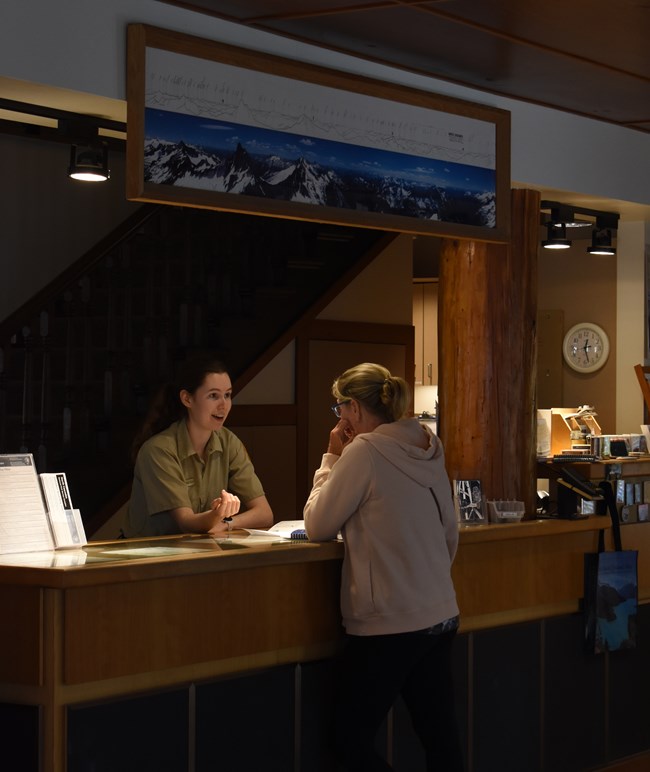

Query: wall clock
562,322,610,373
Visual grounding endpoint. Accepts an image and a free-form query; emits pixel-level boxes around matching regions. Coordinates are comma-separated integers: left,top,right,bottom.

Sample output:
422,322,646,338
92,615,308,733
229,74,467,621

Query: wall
537,221,647,435
316,234,413,325
538,237,618,433
235,233,413,407
0,138,137,319
235,342,296,405
617,221,648,433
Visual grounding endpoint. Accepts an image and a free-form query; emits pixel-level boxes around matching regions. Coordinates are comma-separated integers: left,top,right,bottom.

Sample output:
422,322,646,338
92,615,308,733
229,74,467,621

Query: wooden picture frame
127,24,511,242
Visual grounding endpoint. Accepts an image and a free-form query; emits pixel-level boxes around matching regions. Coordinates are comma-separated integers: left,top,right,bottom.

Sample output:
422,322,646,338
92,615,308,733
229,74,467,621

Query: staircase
0,204,386,529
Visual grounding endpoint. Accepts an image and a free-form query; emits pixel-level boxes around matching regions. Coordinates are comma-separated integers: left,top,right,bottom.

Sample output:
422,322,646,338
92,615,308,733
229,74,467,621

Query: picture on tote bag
584,549,638,654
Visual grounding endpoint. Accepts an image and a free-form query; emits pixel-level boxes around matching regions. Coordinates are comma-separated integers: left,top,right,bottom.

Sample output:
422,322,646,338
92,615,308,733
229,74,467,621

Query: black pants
333,628,464,771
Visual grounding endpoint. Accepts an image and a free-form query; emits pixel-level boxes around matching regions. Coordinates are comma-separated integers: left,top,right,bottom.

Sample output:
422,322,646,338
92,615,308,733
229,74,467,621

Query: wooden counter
0,534,344,772
455,516,610,631
2,516,649,771
455,516,650,628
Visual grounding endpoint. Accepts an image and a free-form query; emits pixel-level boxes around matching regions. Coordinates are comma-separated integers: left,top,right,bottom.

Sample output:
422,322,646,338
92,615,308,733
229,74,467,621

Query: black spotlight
68,144,110,182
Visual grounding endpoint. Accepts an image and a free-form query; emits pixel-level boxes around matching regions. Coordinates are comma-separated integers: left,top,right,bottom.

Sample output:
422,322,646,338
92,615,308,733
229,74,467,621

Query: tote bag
584,480,638,654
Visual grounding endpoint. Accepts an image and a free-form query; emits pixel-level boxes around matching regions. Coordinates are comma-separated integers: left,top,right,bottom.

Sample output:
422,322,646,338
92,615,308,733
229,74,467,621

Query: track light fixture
587,226,616,256
540,200,618,255
68,144,110,182
542,222,571,249
543,202,591,230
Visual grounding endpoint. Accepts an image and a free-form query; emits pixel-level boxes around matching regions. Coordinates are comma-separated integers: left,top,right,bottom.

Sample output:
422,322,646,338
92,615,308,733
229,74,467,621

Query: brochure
39,472,87,548
0,454,87,554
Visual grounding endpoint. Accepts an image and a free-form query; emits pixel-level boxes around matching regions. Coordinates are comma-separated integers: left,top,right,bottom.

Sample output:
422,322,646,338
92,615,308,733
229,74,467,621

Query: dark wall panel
452,630,470,764
0,702,39,772
300,656,389,769
67,689,188,772
196,666,294,772
543,613,606,771
609,602,650,761
473,622,541,772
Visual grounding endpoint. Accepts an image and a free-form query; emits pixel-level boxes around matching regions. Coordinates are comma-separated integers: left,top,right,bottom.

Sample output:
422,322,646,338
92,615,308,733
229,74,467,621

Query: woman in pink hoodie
304,362,463,771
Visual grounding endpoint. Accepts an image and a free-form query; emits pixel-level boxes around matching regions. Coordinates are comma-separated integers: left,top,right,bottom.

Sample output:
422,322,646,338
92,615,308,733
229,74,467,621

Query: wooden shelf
539,457,650,479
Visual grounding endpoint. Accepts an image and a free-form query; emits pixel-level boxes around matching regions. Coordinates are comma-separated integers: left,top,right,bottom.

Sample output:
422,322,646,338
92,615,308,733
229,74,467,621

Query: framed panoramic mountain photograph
126,24,511,242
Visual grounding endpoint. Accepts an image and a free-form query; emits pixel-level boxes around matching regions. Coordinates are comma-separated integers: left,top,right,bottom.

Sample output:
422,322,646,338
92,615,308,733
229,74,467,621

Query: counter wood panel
0,584,42,685
454,517,650,630
454,525,602,629
64,559,342,685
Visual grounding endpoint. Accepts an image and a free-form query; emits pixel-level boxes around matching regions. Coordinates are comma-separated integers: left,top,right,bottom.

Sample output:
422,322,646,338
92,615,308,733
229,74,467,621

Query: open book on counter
244,520,308,540
242,521,343,542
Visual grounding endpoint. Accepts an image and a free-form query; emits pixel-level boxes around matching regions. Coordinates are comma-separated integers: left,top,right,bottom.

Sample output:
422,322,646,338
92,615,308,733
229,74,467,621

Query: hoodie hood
354,417,445,488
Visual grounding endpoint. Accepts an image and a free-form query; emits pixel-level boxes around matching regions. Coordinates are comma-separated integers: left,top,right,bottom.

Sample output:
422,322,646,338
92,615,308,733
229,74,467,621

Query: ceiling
161,0,650,134
3,0,650,220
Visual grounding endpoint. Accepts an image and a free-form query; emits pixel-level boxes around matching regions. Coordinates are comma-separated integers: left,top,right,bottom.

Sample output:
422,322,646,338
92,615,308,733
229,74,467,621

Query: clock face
562,323,610,373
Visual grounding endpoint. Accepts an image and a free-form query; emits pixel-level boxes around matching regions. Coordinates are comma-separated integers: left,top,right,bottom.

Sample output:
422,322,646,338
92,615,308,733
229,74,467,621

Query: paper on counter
0,454,54,554
243,520,306,539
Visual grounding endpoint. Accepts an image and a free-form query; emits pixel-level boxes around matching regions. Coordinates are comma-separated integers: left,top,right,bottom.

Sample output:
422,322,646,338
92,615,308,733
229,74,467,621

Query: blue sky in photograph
145,108,495,193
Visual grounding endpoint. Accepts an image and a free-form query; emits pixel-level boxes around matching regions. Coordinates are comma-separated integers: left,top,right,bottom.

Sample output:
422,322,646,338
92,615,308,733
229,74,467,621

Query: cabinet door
422,282,438,386
413,282,438,386
413,284,424,385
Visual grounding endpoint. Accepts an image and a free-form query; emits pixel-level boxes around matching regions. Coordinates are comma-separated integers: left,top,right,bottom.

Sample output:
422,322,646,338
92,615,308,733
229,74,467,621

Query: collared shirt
123,420,265,537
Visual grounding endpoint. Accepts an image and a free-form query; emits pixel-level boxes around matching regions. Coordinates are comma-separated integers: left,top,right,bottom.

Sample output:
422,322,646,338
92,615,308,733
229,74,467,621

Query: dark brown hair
130,355,229,462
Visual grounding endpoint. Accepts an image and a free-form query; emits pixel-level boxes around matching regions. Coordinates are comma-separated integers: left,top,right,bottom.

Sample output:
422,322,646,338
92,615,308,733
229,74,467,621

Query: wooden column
438,188,540,516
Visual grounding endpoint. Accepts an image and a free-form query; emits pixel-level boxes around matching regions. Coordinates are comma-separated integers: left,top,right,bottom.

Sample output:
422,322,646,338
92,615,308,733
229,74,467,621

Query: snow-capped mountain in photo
143,137,495,227
144,139,221,185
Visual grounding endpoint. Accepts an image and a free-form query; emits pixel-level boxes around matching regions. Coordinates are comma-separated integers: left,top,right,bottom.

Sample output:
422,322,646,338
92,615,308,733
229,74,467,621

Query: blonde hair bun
332,363,410,422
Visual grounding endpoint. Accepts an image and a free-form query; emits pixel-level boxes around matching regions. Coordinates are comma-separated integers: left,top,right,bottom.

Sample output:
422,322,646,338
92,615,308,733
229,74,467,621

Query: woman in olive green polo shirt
123,356,273,538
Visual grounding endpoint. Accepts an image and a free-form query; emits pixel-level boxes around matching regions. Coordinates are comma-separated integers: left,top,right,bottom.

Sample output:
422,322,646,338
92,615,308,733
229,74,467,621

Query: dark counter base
5,604,648,772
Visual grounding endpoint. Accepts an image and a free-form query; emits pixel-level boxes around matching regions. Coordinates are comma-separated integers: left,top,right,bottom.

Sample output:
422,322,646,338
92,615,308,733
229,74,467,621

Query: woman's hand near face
327,419,355,456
